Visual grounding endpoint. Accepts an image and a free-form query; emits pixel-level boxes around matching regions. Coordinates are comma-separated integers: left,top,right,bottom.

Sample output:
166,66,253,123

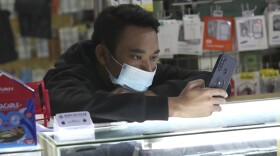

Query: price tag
55,111,93,127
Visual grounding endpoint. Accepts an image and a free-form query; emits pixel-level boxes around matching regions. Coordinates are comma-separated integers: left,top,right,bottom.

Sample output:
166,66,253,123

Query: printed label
55,111,93,127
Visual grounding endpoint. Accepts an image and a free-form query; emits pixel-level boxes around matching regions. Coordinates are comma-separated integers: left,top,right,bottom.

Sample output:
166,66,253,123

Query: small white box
178,20,204,55
267,11,280,46
235,15,268,52
53,111,95,142
158,20,179,58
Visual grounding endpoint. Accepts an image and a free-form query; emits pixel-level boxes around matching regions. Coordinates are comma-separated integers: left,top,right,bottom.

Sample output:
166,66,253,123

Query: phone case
207,54,238,90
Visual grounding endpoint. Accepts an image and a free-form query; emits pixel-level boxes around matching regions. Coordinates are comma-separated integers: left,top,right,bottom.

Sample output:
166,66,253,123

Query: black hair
91,4,160,56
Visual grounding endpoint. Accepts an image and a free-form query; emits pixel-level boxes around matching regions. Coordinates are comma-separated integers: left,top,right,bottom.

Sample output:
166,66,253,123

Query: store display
38,96,280,156
203,16,234,51
266,11,280,46
233,72,260,96
179,15,204,55
158,19,204,57
15,0,52,38
17,37,32,60
260,69,280,93
59,0,79,13
183,14,201,40
0,145,42,156
59,27,79,54
235,15,268,52
36,39,49,58
158,20,179,58
0,10,17,64
3,1,280,155
178,21,204,55
0,70,37,148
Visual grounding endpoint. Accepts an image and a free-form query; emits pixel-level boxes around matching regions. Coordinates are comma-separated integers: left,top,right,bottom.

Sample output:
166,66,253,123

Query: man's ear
95,44,109,65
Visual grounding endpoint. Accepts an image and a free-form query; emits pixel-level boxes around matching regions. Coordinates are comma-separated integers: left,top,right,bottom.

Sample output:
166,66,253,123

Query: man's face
107,25,159,77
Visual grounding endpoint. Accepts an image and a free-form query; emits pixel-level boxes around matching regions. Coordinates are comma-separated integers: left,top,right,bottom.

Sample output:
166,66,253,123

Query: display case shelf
0,145,43,156
38,95,280,156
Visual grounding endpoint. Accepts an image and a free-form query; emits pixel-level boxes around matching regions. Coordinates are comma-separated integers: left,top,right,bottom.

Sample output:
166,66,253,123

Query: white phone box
267,11,280,46
235,15,268,52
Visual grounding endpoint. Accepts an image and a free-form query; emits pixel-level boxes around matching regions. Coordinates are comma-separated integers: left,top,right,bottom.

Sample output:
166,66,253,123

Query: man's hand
168,79,228,118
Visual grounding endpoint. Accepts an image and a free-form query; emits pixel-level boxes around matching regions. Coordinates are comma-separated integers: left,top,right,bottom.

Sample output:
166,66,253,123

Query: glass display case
0,145,43,156
38,95,280,156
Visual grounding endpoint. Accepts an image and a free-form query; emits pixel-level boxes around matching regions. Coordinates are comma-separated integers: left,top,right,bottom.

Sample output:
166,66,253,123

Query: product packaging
260,69,280,93
202,16,234,51
36,39,49,58
59,27,79,54
158,19,204,58
0,70,36,148
235,15,268,51
179,15,204,55
266,11,280,46
158,20,179,58
233,72,260,96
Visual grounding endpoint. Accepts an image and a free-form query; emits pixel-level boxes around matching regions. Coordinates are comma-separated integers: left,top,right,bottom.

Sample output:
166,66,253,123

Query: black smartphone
207,54,238,90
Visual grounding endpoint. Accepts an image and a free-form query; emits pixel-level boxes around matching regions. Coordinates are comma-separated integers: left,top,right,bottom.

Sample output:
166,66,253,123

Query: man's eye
133,55,142,60
151,56,159,61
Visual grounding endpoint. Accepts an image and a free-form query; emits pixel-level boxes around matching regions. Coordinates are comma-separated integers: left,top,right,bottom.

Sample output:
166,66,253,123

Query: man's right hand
168,79,228,118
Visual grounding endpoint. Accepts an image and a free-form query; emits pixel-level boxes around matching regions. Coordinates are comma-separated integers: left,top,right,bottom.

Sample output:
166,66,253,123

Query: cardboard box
158,20,179,58
0,70,37,148
203,16,234,51
179,20,204,55
158,20,204,58
266,11,280,46
235,15,268,52
233,72,260,96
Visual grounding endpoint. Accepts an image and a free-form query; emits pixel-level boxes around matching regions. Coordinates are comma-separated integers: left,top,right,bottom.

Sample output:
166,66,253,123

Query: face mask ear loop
110,55,122,67
148,61,153,72
103,46,123,67
104,65,112,75
148,60,158,72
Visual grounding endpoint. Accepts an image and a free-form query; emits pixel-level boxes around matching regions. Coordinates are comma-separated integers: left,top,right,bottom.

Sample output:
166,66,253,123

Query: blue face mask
105,56,157,92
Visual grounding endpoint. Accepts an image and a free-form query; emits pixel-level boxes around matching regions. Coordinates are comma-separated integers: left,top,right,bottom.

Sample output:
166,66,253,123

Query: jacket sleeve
149,64,212,96
150,64,231,97
44,64,169,123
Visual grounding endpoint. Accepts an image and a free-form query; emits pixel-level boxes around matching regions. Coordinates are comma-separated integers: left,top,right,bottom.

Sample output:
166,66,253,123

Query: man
44,4,228,123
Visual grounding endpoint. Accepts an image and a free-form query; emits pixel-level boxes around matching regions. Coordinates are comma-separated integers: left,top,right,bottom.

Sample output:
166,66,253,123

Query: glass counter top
0,144,42,155
39,96,280,147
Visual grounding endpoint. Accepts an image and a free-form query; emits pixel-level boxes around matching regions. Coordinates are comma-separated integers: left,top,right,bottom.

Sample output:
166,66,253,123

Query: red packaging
203,16,234,51
0,70,37,148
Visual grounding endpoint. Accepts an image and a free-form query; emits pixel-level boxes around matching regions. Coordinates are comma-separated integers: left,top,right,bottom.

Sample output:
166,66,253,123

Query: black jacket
44,40,212,123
